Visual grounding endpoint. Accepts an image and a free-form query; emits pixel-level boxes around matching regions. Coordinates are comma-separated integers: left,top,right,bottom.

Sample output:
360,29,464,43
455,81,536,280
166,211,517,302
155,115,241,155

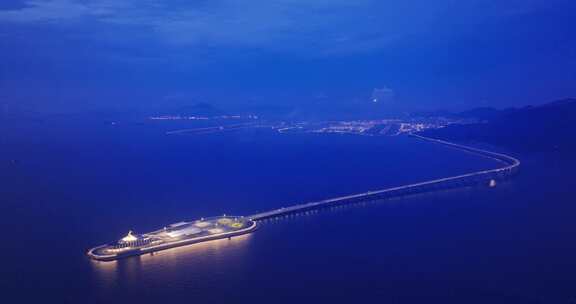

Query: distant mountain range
419,98,576,152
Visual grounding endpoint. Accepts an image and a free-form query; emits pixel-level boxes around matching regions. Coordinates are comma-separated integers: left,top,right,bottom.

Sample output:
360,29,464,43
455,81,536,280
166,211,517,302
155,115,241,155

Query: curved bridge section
249,135,520,221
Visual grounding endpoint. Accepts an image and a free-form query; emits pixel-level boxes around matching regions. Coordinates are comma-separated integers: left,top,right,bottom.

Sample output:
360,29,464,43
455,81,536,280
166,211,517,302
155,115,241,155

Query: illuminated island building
87,216,257,261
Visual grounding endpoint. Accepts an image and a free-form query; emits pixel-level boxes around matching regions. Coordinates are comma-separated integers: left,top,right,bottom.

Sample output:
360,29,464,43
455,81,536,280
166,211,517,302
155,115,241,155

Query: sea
1,117,575,303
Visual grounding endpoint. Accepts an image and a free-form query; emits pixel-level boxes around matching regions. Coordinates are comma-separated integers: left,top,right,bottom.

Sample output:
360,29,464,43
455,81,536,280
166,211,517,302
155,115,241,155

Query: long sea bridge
249,135,520,221
88,134,520,260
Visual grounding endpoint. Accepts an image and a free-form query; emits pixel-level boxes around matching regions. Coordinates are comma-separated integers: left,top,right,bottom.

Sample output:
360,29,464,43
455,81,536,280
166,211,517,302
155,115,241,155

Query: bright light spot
230,222,244,228
121,231,138,242
208,228,224,234
218,218,232,225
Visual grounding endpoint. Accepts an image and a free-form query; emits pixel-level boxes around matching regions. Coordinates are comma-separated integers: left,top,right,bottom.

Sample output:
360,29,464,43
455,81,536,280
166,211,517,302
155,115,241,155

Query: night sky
1,0,575,114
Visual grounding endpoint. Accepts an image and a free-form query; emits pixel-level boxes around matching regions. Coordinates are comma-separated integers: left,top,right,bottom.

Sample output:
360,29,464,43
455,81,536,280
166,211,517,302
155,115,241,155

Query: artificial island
87,216,256,261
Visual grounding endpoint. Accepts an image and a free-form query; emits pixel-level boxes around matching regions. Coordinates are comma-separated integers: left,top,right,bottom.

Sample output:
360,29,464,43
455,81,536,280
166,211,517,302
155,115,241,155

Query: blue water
1,119,575,303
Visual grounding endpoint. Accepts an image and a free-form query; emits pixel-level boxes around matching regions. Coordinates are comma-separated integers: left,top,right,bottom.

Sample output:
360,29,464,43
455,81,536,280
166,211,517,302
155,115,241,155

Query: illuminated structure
248,135,520,221
120,231,138,243
87,216,256,261
88,135,520,262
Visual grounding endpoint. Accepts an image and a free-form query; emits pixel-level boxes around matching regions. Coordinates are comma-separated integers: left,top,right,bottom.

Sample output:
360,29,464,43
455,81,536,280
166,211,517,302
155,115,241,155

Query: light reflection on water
91,234,253,285
90,260,119,289
91,183,501,282
90,181,503,284
9,123,576,303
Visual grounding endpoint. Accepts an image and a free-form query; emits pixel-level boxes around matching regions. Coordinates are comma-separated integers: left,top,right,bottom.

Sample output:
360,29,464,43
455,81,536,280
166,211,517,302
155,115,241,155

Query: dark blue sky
1,0,575,114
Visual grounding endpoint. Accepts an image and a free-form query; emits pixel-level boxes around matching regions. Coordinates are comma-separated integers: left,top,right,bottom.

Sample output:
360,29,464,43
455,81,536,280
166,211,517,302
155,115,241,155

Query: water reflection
90,260,119,288
140,233,252,265
89,181,515,293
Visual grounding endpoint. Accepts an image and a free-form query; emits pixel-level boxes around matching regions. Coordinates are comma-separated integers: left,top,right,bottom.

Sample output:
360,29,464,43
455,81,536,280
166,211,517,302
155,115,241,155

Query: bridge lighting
89,136,518,261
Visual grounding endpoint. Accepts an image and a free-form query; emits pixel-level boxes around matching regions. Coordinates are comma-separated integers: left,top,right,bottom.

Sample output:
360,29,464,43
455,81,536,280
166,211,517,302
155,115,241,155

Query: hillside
420,99,576,152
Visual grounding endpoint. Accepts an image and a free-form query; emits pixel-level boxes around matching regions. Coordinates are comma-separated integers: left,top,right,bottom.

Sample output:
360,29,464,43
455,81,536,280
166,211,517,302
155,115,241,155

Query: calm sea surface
1,119,575,303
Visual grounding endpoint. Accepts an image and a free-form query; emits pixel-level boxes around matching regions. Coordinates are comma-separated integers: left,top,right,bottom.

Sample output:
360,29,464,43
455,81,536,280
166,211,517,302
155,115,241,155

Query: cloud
0,0,544,54
0,0,105,23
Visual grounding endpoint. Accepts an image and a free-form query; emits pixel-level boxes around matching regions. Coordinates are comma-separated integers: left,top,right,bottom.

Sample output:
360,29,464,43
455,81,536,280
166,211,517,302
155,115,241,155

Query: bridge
249,135,520,221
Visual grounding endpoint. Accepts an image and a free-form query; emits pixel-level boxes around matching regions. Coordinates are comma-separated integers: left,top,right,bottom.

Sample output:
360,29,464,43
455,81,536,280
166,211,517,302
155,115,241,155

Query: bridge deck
249,135,520,221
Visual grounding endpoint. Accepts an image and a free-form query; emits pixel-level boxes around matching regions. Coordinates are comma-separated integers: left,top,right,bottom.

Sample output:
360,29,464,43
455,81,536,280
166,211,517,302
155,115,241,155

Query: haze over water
1,120,575,303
